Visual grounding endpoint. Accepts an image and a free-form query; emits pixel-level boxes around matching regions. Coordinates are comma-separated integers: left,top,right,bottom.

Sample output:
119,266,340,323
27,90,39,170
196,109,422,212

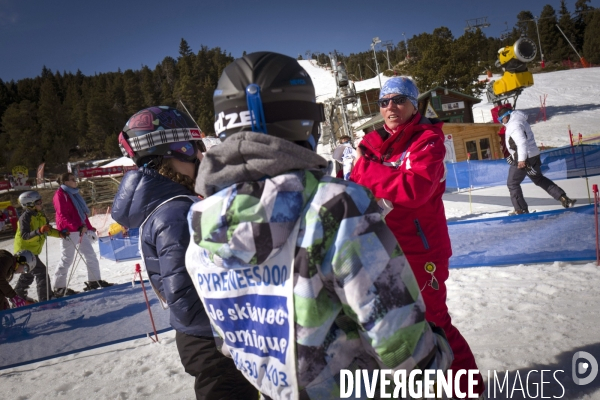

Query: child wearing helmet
186,52,453,399
112,106,254,399
13,191,69,302
0,249,37,310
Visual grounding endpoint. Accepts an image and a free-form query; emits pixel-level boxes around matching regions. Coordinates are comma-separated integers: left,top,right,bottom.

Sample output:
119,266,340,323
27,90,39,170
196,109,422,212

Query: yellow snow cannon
493,37,537,96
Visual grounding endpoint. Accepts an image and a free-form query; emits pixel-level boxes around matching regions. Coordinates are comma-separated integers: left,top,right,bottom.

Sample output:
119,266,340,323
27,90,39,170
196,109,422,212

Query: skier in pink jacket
52,172,112,296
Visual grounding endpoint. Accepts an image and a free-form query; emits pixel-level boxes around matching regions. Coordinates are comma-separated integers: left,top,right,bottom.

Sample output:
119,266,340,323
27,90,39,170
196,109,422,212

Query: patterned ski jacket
186,131,453,400
14,208,60,255
111,168,212,337
350,113,452,264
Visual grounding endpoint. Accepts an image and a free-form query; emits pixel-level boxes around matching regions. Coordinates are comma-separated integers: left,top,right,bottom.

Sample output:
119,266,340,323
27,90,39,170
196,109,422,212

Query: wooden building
417,86,481,123
442,123,503,162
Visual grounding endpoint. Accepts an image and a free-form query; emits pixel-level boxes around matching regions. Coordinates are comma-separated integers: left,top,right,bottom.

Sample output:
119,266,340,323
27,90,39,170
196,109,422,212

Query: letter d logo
572,351,598,385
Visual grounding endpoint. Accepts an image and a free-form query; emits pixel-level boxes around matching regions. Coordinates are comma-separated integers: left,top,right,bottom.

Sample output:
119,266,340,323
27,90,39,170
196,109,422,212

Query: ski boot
508,209,529,216
560,195,577,208
15,290,38,304
83,280,114,291
54,287,80,298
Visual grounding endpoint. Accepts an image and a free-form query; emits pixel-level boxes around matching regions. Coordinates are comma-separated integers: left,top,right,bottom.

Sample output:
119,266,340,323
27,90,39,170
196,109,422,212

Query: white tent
101,157,136,168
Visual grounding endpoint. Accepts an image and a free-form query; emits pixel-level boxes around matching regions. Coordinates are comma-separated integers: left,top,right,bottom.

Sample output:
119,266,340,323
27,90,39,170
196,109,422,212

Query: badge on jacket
422,262,439,291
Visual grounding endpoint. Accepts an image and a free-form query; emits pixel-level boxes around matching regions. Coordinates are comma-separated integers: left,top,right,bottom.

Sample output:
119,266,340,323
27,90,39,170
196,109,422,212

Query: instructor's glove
59,229,70,239
506,155,516,166
10,295,26,308
39,225,51,234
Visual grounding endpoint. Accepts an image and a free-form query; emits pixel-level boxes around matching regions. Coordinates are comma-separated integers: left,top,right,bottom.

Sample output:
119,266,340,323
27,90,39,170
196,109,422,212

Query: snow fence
446,144,600,191
99,228,140,261
448,204,597,268
0,282,170,370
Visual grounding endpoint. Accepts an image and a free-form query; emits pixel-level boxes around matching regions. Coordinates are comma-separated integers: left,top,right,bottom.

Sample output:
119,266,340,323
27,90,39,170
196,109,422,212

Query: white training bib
186,220,300,400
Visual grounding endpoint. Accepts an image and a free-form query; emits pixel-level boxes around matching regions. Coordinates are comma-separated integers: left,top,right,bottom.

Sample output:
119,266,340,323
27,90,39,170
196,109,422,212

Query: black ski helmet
118,106,206,167
213,52,325,150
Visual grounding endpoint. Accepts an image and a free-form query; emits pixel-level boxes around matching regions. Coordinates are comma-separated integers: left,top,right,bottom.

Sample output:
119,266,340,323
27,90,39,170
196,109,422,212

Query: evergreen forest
1,0,599,172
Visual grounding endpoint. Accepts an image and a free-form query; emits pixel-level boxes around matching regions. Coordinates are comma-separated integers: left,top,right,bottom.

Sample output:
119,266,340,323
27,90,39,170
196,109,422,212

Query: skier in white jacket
498,108,576,215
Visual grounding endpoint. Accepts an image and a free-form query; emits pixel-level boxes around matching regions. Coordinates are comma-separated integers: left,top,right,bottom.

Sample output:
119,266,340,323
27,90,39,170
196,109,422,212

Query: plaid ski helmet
213,52,325,150
118,106,206,167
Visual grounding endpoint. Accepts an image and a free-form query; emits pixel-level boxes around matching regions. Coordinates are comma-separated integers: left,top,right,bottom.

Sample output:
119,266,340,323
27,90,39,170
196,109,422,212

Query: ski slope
1,67,600,399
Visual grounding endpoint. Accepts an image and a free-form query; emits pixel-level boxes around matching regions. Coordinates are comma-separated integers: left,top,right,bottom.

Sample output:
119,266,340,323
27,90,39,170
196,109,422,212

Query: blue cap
379,77,419,108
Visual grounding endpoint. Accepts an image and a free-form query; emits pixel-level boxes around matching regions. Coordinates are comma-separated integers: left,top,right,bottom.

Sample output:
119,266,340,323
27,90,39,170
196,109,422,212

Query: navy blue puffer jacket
111,167,212,337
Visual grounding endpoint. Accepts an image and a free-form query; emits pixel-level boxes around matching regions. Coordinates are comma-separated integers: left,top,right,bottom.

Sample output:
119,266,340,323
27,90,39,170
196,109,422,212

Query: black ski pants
14,255,52,301
507,155,565,212
175,331,258,400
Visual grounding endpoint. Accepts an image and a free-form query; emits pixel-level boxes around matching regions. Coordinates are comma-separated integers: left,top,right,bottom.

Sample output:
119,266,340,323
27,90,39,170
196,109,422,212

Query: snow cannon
487,37,537,105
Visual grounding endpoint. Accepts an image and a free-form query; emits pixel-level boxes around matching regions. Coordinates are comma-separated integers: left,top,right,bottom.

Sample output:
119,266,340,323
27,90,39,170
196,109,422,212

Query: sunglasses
34,199,42,206
377,95,413,108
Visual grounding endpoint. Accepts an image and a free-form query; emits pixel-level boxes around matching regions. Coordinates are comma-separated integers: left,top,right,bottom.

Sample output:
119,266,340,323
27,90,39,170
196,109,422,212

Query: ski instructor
350,76,485,398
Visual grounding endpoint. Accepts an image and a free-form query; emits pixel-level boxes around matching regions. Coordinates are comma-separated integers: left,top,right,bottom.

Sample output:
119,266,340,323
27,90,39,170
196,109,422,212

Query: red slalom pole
594,185,599,267
135,263,159,342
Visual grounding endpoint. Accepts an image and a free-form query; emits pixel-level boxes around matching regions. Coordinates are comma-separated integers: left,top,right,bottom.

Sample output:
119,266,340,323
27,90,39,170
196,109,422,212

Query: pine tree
1,100,42,168
574,0,595,50
537,5,562,62
123,69,144,116
140,66,158,106
85,77,112,157
583,9,600,63
179,38,193,58
515,10,537,40
38,77,69,165
557,0,577,61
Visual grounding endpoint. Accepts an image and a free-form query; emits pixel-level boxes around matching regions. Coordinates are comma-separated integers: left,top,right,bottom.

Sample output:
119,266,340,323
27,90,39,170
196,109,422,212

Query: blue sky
1,0,597,81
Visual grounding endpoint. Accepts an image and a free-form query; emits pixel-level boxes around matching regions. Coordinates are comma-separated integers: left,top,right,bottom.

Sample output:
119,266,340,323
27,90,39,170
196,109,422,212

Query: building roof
418,86,482,103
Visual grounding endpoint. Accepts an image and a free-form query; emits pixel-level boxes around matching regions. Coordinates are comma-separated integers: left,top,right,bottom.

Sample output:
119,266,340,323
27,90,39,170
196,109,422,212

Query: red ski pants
409,256,485,398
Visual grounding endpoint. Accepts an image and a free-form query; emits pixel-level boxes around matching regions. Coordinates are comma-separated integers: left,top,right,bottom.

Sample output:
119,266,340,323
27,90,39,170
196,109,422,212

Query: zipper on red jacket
414,219,430,250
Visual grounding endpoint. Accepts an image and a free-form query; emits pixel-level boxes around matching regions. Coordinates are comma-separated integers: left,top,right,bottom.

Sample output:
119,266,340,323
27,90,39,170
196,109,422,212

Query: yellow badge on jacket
423,262,439,291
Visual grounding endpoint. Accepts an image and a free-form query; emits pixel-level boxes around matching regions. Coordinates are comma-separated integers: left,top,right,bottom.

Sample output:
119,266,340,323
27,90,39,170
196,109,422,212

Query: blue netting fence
0,282,171,370
99,228,141,261
446,144,600,191
448,205,598,268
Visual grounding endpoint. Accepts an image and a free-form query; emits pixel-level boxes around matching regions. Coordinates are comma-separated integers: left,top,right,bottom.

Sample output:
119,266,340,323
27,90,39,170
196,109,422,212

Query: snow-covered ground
1,67,600,400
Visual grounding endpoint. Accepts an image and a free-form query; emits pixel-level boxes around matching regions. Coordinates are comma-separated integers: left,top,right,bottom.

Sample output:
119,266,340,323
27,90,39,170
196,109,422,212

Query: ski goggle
497,110,512,123
377,95,415,108
34,199,42,206
16,259,32,273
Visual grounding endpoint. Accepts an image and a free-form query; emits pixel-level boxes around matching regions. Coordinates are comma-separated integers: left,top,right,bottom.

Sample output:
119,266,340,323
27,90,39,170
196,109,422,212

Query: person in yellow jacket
13,191,69,302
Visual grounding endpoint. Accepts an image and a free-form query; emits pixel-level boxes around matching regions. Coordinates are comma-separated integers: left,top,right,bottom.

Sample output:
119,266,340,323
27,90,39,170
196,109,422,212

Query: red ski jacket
350,113,452,262
53,187,94,233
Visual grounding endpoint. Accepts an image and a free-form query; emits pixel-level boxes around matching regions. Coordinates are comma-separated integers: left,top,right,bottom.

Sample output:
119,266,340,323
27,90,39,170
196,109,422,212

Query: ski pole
65,235,84,292
594,184,599,267
69,232,102,287
135,263,159,342
45,233,50,301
